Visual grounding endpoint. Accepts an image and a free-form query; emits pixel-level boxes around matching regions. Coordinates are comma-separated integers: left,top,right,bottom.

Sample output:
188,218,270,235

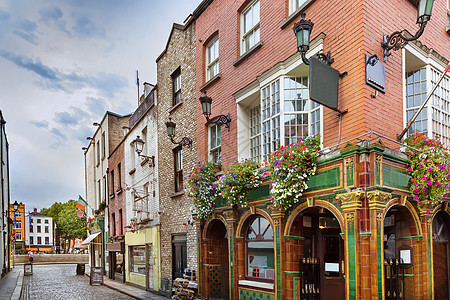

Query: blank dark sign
309,57,339,110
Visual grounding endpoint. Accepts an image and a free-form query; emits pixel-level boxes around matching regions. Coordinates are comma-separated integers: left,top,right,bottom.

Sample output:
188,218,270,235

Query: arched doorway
383,205,420,299
432,210,450,300
203,219,229,299
289,207,345,300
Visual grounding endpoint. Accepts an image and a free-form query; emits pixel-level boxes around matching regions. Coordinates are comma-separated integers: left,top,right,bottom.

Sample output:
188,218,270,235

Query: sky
0,0,200,211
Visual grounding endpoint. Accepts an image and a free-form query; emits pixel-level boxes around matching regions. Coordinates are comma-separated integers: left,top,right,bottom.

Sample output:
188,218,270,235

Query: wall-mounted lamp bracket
137,154,155,166
301,50,334,66
381,22,426,62
205,114,231,131
170,136,192,148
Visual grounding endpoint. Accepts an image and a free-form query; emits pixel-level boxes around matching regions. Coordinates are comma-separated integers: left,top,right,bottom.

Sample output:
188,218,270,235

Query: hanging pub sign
365,54,386,93
309,57,339,111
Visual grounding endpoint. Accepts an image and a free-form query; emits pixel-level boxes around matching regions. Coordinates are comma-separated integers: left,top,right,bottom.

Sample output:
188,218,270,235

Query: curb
11,269,23,299
83,273,141,300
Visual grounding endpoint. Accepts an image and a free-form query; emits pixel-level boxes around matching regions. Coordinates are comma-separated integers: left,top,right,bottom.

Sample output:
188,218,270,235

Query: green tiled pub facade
197,142,450,299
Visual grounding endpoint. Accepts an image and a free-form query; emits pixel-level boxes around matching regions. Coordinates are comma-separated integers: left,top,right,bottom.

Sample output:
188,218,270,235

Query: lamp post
381,0,434,61
292,13,334,66
132,136,155,166
165,118,192,148
199,91,232,131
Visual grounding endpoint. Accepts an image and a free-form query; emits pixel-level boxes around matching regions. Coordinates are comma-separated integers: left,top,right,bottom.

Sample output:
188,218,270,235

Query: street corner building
191,0,450,299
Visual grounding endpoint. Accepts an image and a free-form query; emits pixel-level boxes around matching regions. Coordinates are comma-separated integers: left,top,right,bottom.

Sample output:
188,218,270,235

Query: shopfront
196,142,450,300
125,226,160,292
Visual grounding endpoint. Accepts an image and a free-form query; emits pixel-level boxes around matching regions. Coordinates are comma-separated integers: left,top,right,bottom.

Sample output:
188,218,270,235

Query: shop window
206,37,219,81
174,147,183,192
241,0,260,54
172,67,181,106
209,124,221,164
129,245,146,274
245,216,274,281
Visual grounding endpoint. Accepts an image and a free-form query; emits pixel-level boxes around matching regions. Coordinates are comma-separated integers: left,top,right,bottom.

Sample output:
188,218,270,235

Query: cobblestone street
20,264,132,300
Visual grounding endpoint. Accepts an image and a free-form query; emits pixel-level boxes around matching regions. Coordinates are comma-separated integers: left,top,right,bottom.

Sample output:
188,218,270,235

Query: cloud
30,120,49,128
50,127,66,141
0,50,127,97
13,19,38,45
85,97,106,117
0,9,10,21
54,111,79,126
0,50,58,80
53,106,90,127
39,6,69,35
71,13,104,38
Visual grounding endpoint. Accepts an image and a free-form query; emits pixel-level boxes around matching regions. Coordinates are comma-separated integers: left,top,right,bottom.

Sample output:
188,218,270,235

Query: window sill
169,101,183,114
109,194,115,199
128,168,136,175
446,24,450,35
238,280,274,290
200,73,221,91
129,272,146,277
233,41,263,67
280,0,316,30
170,191,185,198
116,188,122,195
96,163,100,168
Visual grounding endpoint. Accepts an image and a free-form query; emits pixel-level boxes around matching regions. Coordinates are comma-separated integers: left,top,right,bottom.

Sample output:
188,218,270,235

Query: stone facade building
84,111,130,275
191,0,450,299
156,17,198,293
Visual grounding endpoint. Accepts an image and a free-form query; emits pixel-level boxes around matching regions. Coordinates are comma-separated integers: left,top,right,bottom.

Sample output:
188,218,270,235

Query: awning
81,231,101,245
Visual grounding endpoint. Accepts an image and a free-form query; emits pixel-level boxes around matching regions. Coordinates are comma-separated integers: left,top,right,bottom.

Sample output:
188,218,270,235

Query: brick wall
194,0,449,169
156,21,198,282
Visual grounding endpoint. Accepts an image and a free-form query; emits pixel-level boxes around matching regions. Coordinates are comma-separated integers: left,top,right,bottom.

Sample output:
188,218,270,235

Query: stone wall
156,20,198,283
14,254,89,264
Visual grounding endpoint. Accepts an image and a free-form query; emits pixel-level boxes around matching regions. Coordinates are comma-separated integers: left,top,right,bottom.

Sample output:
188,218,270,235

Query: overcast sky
0,0,199,211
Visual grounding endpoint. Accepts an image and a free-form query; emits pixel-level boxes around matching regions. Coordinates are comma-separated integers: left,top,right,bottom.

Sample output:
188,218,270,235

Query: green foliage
265,135,321,209
217,159,264,206
41,200,87,240
405,132,450,204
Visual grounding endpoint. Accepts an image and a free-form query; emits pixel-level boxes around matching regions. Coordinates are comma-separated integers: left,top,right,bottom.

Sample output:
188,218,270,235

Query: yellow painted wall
125,225,160,291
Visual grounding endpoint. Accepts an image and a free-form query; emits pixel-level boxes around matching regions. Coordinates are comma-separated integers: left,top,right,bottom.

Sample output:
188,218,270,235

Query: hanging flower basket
265,135,321,209
217,159,266,207
405,133,450,204
186,161,221,219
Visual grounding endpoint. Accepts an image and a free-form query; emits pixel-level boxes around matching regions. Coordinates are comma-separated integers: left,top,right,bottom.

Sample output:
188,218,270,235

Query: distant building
25,208,54,253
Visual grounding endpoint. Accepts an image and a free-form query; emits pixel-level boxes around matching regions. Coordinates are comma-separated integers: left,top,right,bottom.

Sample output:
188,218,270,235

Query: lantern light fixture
381,0,434,61
199,91,231,131
165,118,192,148
292,13,334,66
132,135,155,166
12,201,19,212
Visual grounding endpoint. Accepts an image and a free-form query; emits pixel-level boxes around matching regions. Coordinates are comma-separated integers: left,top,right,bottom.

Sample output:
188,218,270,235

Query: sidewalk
0,267,23,300
96,275,169,300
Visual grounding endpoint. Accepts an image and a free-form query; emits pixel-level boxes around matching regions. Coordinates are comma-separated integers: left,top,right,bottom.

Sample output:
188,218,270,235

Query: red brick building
192,0,450,299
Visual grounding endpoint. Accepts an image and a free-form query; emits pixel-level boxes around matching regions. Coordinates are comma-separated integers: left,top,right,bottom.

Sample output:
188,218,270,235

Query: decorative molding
222,210,238,222
376,212,383,225
345,213,355,224
367,190,392,205
345,157,354,168
336,190,364,206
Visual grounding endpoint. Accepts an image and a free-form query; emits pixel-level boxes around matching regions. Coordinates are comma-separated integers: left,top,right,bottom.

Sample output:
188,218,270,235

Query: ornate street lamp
132,135,155,166
292,13,334,66
381,0,434,61
12,201,19,212
165,118,192,148
199,91,231,131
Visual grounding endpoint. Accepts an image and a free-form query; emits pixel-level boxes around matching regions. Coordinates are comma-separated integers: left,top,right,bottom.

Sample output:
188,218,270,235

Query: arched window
246,215,274,281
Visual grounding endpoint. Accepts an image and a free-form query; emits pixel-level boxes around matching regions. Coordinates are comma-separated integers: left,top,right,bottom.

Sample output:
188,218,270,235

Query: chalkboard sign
90,267,103,285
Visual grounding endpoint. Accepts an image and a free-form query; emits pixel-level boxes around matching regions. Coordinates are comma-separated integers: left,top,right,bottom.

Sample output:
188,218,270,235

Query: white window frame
289,0,307,15
172,68,181,106
240,0,260,54
206,37,219,81
209,124,222,164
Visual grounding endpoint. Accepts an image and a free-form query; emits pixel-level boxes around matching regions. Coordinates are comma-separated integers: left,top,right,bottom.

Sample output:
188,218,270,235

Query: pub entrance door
301,207,345,300
172,234,187,280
